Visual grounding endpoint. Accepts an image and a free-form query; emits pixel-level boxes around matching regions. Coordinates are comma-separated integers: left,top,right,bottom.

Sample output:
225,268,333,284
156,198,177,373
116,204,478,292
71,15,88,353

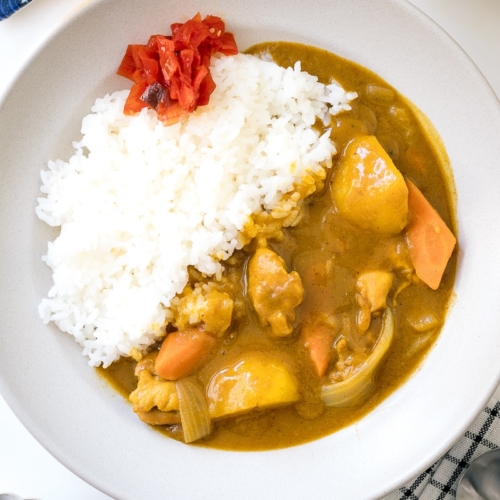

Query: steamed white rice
36,53,356,367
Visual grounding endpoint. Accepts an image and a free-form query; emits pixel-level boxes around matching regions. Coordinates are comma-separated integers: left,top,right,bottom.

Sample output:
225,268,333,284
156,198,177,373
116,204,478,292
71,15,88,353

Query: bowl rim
2,0,500,499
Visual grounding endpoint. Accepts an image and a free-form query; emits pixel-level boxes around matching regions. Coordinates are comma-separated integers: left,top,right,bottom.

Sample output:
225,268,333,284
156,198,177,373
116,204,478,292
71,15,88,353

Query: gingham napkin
0,0,33,20
383,396,500,499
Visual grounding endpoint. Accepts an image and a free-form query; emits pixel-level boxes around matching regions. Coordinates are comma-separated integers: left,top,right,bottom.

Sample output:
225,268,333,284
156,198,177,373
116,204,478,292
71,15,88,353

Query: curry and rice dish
36,15,456,451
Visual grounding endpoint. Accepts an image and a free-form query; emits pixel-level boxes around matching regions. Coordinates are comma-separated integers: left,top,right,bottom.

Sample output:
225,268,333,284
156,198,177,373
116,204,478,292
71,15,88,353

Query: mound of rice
36,53,356,367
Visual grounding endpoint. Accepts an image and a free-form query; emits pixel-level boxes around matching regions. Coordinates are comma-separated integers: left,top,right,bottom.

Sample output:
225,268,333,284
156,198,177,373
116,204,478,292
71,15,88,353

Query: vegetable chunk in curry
99,42,457,451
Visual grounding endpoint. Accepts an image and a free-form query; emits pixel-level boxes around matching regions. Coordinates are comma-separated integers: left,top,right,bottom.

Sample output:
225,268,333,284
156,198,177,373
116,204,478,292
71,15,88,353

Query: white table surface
0,1,499,498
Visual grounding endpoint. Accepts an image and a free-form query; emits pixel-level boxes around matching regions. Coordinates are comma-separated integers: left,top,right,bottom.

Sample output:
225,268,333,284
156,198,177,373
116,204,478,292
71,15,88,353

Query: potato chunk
247,247,304,337
207,352,299,419
332,135,408,235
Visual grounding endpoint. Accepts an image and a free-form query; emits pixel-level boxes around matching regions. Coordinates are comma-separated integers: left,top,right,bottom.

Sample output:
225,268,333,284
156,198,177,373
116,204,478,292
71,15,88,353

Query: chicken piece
135,408,181,425
371,239,414,299
174,286,233,337
200,289,233,336
329,336,354,382
247,247,304,337
356,270,393,332
129,353,179,415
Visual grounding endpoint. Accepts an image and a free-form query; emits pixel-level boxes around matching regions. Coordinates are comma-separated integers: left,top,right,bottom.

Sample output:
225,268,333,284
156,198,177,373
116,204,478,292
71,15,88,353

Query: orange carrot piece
154,327,216,380
302,324,334,378
405,179,456,290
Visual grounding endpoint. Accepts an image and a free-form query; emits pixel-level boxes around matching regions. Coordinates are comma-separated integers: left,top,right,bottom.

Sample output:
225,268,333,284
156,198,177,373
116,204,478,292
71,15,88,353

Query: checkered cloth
383,397,500,499
0,0,33,20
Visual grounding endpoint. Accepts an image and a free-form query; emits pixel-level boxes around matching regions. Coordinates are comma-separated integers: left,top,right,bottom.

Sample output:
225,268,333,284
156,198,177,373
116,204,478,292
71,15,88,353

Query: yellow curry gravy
97,42,457,451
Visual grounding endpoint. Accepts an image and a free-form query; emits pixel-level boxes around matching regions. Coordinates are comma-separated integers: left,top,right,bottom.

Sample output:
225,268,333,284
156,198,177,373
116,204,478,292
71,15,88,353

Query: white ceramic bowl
1,1,500,499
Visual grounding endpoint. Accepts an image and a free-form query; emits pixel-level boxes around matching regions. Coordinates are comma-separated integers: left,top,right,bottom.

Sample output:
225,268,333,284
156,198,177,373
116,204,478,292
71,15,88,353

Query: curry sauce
97,42,456,451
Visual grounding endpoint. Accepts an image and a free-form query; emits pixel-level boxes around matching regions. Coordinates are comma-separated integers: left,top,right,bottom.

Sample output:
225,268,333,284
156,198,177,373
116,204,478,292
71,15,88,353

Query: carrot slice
405,179,456,290
155,327,216,380
302,323,334,378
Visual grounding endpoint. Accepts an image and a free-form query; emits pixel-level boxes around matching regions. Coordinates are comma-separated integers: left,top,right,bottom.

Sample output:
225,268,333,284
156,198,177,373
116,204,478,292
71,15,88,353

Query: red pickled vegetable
116,13,238,125
124,81,149,114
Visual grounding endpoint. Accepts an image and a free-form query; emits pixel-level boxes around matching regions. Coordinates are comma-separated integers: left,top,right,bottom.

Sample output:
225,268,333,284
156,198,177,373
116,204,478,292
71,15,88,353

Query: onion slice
321,307,394,408
176,378,212,443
